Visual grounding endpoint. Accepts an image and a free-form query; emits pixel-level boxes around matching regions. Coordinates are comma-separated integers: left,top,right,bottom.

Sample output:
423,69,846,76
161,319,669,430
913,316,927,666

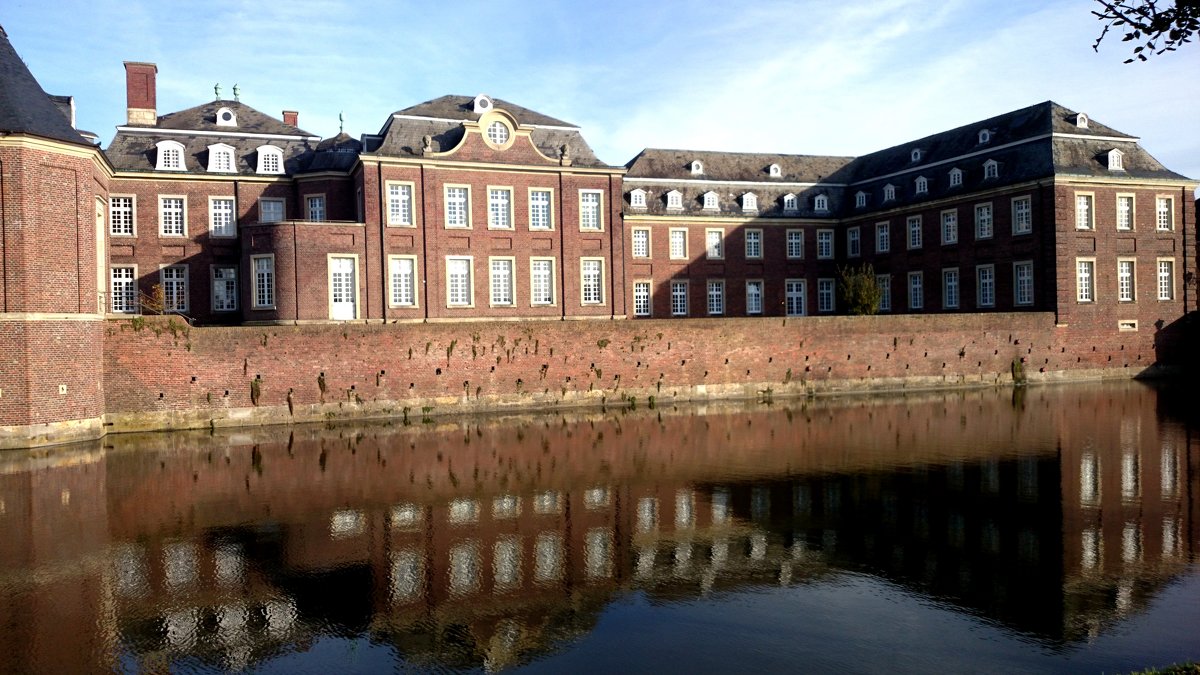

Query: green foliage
838,263,882,315
1093,0,1200,62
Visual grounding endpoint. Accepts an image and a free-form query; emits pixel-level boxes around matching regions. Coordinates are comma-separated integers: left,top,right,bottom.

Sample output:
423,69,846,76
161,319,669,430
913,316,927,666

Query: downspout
608,173,617,319
558,172,566,320
1,158,7,312
292,221,300,323
233,179,239,319
377,162,386,323
420,164,430,318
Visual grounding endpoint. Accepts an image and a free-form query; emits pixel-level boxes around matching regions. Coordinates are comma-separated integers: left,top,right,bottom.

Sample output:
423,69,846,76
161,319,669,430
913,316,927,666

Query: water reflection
0,381,1196,672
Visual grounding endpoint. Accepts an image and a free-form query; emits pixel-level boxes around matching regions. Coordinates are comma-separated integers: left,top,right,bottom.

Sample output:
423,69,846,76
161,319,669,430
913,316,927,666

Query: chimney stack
282,110,298,127
123,61,157,126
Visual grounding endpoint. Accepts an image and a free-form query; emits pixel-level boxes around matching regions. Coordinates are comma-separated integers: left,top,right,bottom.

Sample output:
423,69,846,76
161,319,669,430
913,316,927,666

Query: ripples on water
0,380,1197,673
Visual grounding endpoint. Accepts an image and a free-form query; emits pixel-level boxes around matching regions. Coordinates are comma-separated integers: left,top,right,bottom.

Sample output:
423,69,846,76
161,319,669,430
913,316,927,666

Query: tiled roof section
105,131,316,175
155,100,313,136
625,149,855,183
369,95,608,168
1051,138,1187,180
0,28,91,146
626,182,843,218
301,132,362,172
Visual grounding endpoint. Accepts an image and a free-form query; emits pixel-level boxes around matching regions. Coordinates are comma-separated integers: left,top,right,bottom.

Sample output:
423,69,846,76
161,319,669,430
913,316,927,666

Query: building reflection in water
0,380,1195,672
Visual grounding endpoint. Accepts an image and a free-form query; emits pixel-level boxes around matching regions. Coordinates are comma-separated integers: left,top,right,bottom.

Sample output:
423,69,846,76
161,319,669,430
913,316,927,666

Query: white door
330,257,356,320
785,279,806,317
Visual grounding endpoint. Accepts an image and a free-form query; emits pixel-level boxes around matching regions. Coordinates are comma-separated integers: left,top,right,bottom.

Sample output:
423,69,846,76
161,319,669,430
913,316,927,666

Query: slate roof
0,26,91,146
302,132,362,172
365,95,611,168
106,100,319,175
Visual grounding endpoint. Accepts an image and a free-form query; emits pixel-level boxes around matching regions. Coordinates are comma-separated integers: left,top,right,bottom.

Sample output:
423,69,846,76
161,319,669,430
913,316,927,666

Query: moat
1,380,1196,673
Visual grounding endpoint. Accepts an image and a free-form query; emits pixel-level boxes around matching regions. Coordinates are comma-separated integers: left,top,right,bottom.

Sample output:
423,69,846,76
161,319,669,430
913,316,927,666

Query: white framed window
259,198,284,223
1156,196,1173,231
209,197,235,238
388,256,417,307
1014,261,1034,306
666,190,683,210
910,149,922,162
252,255,275,309
703,191,719,210
817,278,834,313
1107,149,1124,171
742,193,758,212
211,266,237,312
446,256,474,307
206,143,235,173
746,280,763,315
488,187,513,229
1117,259,1136,302
445,185,470,228
942,268,959,309
983,159,999,179
948,168,963,187
110,196,135,236
486,120,510,146
978,129,991,144
914,176,928,194
305,195,326,222
669,228,688,259
883,184,896,201
1012,196,1032,235
705,229,725,259
908,272,923,310
1075,193,1094,230
817,229,833,259
1076,259,1096,302
1116,194,1134,231
855,191,867,208
783,193,798,212
580,258,604,305
1157,258,1175,300
160,265,188,313
670,280,688,316
110,266,137,313
768,163,781,177
707,279,725,315
875,222,890,253
847,227,861,257
785,279,806,316
215,107,237,127
387,182,414,226
155,140,186,171
159,196,186,236
1076,112,1089,128
489,257,515,306
876,274,892,312
633,281,651,317
629,189,647,209
786,229,804,259
255,145,284,174
529,188,553,230
632,228,651,258
690,160,703,175
580,190,603,230
907,215,922,250
745,229,763,259
530,258,556,306
941,209,958,245
814,194,829,211
975,202,993,240
977,265,995,308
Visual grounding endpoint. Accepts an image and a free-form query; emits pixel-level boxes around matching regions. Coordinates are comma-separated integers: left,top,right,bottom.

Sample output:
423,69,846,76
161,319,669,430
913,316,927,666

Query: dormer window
978,129,990,144
914,176,928,195
666,190,683,210
703,191,719,210
206,143,236,173
742,192,758,212
768,164,781,177
216,107,237,127
782,193,798,212
472,94,494,113
884,184,896,201
948,168,963,187
155,140,186,171
983,159,999,179
814,194,829,212
256,145,284,175
1075,112,1089,129
629,189,647,209
1107,149,1125,171
910,148,922,162
855,191,867,208
690,160,703,176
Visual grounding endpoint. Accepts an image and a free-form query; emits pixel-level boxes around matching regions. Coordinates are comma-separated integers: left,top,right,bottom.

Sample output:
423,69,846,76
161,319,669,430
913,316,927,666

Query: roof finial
214,83,221,100
339,111,344,134
233,84,240,102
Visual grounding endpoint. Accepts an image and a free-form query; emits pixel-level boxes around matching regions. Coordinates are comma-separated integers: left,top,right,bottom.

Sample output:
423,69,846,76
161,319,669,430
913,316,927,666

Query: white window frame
666,190,683,210
206,143,236,173
817,278,835,313
388,255,418,308
251,254,275,309
1013,261,1034,306
529,188,554,230
975,202,993,240
255,145,284,175
446,256,474,307
110,265,138,314
1157,258,1175,300
489,256,516,306
1117,258,1136,302
983,159,999,179
160,265,188,313
941,209,958,245
976,264,995,308
109,195,136,236
908,272,924,310
633,280,651,317
629,189,647,210
580,258,605,305
326,254,360,321
907,215,922,250
259,198,284,223
579,190,603,231
1116,194,1135,231
742,192,758,212
444,185,471,229
669,228,688,260
884,184,896,201
670,280,688,316
386,181,415,227
914,176,928,195
1012,195,1032,235
305,194,326,222
876,274,892,312
783,193,798,212
707,279,725,316
875,222,890,253
785,279,806,317
948,168,963,187
814,194,829,212
530,257,556,306
632,228,651,258
1107,148,1124,171
705,228,725,260
155,140,186,171
211,265,238,312
1076,258,1096,303
746,280,763,316
1155,196,1174,231
158,195,187,237
1075,193,1095,230
703,191,719,210
786,229,804,259
209,196,236,238
855,191,867,208
816,229,834,259
942,268,959,309
978,129,991,144
487,186,513,230
745,229,763,259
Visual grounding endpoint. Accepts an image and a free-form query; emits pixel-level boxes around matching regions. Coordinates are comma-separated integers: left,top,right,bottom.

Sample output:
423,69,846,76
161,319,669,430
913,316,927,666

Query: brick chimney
282,110,298,127
123,61,157,126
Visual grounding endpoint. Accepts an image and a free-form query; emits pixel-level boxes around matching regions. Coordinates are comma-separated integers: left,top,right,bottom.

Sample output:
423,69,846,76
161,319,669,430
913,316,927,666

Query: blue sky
5,0,1198,180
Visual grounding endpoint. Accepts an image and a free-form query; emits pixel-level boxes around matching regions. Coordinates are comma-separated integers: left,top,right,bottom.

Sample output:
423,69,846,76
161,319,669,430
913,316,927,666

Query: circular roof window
486,120,510,147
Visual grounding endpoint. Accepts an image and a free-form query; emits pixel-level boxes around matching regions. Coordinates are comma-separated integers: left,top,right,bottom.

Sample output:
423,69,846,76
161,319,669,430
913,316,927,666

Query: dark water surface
1,381,1197,674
